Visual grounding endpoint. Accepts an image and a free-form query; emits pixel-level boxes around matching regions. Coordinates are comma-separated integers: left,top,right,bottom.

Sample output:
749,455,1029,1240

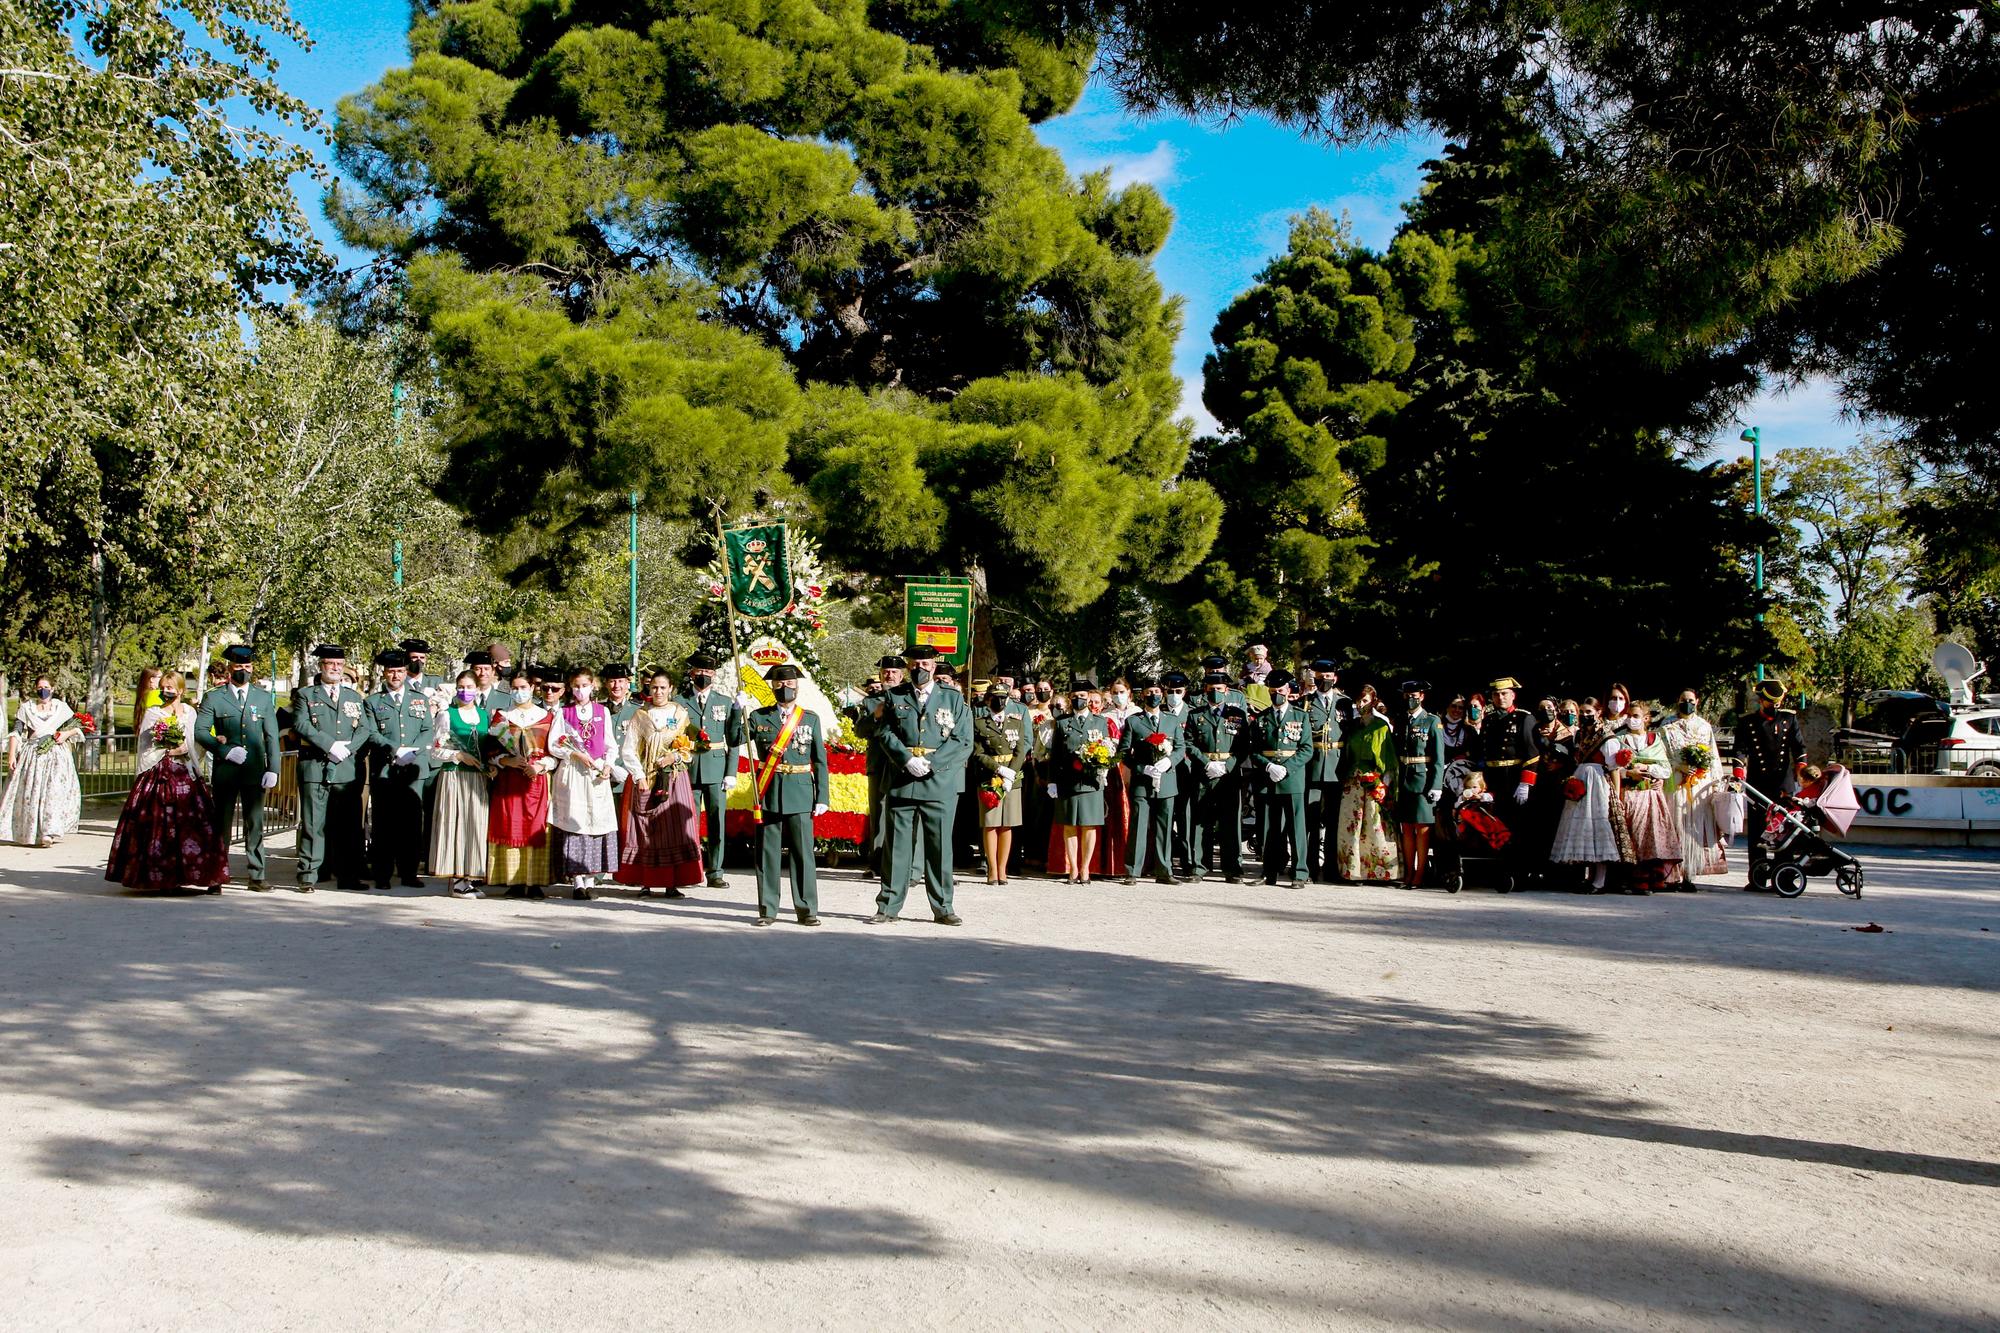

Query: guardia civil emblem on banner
724,522,793,619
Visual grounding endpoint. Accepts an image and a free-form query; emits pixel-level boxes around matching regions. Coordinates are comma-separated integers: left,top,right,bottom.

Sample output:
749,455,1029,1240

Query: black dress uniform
364,648,437,888
1734,679,1808,876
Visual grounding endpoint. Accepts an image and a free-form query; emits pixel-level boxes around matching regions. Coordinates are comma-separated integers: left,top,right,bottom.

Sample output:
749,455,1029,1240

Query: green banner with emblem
904,578,974,669
723,522,793,619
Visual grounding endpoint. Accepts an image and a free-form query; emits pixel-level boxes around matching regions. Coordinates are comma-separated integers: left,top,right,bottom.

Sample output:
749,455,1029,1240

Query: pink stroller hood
1814,766,1860,836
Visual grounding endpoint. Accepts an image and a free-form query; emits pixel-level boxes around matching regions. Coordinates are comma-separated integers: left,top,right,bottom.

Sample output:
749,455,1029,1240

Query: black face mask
1143,693,1163,709
987,696,1008,712
1035,688,1051,700
1537,706,1556,721
159,692,179,703
231,669,250,685
910,667,932,686
1071,695,1091,712
36,687,52,700
1678,699,1698,716
691,673,714,689
1207,689,1226,705
775,686,797,703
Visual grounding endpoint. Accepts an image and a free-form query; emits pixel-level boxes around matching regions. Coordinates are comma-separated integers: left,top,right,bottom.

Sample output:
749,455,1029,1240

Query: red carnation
1615,750,1632,767
977,790,1001,810
1147,732,1167,747
1562,777,1587,801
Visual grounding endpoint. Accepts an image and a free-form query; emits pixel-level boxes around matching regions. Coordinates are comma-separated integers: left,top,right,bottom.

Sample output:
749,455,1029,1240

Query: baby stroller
1437,774,1515,894
1740,765,1865,899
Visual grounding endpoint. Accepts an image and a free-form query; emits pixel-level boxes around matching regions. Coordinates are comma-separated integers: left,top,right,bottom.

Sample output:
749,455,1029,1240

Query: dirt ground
1,818,1995,1331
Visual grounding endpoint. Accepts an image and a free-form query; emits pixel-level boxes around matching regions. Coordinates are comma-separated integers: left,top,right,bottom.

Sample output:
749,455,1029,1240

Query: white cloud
1088,140,1180,191
1714,375,1862,459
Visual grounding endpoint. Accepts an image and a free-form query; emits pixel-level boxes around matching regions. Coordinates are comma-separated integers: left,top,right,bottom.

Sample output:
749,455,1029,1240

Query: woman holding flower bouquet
1046,680,1116,884
1,674,85,847
429,670,493,897
547,666,621,899
1660,688,1726,887
1334,684,1402,883
971,682,1031,884
486,667,556,899
1602,700,1681,893
105,671,229,890
615,669,706,896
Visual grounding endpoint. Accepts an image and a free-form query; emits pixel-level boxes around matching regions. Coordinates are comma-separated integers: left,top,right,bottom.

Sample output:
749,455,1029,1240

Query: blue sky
265,1,1853,458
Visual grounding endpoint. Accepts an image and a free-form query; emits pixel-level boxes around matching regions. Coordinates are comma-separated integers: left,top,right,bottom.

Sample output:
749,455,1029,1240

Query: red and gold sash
752,706,803,822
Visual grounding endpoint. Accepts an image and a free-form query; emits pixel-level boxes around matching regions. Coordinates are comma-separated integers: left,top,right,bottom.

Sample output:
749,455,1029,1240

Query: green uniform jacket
292,682,378,784
194,685,281,780
1048,713,1115,798
1397,709,1446,795
1304,691,1353,784
853,697,891,773
1118,708,1186,799
364,687,438,781
607,699,640,790
970,710,1031,782
680,688,746,785
746,704,828,816
875,684,973,801
408,672,449,700
1184,703,1251,781
1251,705,1312,795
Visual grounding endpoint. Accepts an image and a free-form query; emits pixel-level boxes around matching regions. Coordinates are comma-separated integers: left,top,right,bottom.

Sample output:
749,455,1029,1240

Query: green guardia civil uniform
679,685,745,879
746,703,828,919
607,697,641,800
292,678,378,888
1397,707,1448,824
364,684,437,884
1304,689,1352,882
1254,702,1313,883
873,682,973,918
194,680,282,882
1048,712,1113,826
1118,707,1185,880
1184,698,1250,878
853,695,894,876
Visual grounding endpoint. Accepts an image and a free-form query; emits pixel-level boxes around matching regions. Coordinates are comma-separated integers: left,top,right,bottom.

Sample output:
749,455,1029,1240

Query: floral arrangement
667,730,695,764
831,714,866,756
693,726,713,754
149,714,186,749
1562,776,1588,801
1079,738,1116,770
72,711,96,735
978,774,1006,811
1679,742,1714,778
1359,770,1386,802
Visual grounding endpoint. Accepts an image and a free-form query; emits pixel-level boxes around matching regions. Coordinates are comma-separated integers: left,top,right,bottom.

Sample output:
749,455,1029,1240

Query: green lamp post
1741,425,1764,683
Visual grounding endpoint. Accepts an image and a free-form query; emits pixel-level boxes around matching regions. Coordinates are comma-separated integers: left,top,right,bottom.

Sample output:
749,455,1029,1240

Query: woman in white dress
1,675,84,846
1659,688,1727,887
1550,695,1624,890
547,665,619,899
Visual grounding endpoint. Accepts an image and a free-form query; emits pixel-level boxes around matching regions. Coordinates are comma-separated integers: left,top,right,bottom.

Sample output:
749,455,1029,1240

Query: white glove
1426,789,1442,804
611,765,628,783
395,746,418,765
997,764,1015,782
1145,758,1170,778
905,757,932,777
1265,761,1287,782
1204,760,1225,779
327,741,351,764
735,691,756,711
1047,782,1059,798
813,802,828,817
1513,782,1531,805
535,756,557,773
260,770,279,790
225,745,248,765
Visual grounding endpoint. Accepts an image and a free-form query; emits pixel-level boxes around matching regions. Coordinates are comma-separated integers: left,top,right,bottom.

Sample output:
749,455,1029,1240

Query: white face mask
1111,690,1129,706
1167,690,1185,706
1607,697,1627,716
573,684,592,702
512,687,533,705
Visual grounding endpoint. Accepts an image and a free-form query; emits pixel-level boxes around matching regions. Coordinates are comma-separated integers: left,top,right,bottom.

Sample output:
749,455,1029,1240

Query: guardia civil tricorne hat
1401,678,1431,694
312,644,347,660
464,649,493,667
600,662,632,681
398,638,430,655
1266,668,1294,690
1757,677,1788,702
905,645,940,662
221,644,255,665
688,652,721,671
1201,671,1231,687
877,654,907,669
374,648,410,669
765,664,803,683
1161,670,1189,687
1489,675,1522,691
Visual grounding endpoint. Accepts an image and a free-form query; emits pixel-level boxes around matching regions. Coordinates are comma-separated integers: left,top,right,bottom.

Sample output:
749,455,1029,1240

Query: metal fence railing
1,738,299,841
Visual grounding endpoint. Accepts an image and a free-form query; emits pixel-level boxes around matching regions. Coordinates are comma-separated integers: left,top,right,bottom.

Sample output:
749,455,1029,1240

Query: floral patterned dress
104,703,228,889
616,702,705,889
1335,714,1402,882
485,706,552,886
1,699,83,846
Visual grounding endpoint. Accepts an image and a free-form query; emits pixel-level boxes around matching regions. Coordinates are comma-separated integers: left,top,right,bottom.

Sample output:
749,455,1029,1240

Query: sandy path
1,823,1995,1330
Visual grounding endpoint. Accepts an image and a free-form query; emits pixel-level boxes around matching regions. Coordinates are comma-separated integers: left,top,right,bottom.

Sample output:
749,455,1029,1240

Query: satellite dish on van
1932,641,1985,709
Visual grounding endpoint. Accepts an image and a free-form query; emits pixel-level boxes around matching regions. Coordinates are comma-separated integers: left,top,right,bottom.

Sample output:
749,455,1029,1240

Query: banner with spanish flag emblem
723,522,792,619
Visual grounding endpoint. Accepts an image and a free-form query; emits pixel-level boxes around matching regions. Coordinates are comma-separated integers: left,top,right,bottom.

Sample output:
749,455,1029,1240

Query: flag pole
713,501,760,826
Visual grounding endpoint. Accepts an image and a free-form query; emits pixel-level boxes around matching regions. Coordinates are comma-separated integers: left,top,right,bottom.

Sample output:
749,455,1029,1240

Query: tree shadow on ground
0,854,1992,1327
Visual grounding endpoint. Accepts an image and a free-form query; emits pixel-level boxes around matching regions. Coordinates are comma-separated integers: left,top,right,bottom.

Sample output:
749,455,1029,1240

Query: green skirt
1053,781,1105,827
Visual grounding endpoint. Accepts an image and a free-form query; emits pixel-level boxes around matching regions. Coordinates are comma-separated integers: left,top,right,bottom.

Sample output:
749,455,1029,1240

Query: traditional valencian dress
1551,721,1623,867
1335,710,1401,882
1660,710,1727,881
429,702,491,882
104,702,229,889
548,700,619,878
486,703,552,886
1605,723,1682,891
0,697,83,846
616,700,706,891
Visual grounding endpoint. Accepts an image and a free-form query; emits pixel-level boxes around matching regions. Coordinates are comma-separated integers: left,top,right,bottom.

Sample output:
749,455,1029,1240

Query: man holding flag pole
745,663,828,926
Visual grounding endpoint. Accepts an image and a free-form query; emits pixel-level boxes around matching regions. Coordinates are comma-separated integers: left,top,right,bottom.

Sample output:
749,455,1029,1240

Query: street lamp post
628,490,640,664
1741,425,1764,683
391,381,407,638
